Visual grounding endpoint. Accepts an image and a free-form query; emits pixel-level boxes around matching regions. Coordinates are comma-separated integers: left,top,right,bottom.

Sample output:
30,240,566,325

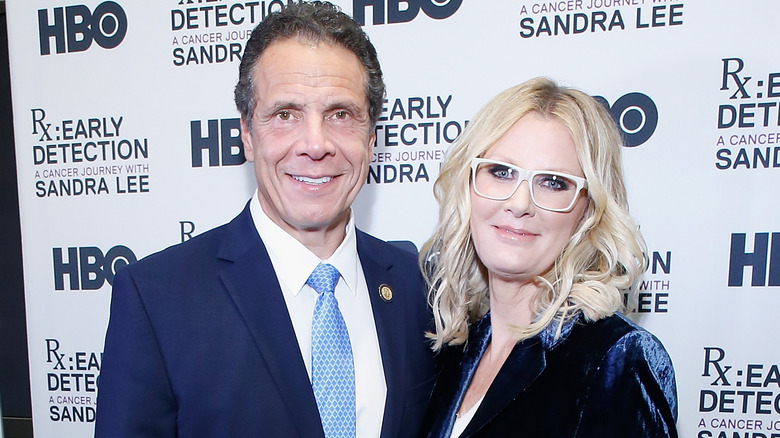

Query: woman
418,77,678,437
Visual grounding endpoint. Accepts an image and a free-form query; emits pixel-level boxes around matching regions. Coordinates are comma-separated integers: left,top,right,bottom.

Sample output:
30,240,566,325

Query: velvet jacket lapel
461,318,547,437
357,230,409,438
215,206,324,438
429,314,577,438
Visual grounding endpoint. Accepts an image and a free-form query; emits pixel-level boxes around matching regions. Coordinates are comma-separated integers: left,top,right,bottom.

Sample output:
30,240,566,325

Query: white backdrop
8,1,780,436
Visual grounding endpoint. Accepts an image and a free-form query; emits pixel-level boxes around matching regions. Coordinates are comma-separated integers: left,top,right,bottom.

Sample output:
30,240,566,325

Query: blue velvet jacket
419,312,678,437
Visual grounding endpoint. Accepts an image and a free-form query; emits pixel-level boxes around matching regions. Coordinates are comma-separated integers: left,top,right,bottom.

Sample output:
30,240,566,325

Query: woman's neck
487,275,539,352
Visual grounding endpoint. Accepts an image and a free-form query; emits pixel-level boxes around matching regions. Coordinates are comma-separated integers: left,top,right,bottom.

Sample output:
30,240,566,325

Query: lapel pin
378,284,393,302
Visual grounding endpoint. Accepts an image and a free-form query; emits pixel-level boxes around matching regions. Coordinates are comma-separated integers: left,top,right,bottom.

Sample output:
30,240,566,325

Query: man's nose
296,118,333,160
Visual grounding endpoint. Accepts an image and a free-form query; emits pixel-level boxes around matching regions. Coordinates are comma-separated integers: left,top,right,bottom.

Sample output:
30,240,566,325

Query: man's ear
240,116,254,162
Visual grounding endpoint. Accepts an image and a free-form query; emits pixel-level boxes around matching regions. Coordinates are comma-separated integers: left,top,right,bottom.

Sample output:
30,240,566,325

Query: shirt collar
249,191,359,297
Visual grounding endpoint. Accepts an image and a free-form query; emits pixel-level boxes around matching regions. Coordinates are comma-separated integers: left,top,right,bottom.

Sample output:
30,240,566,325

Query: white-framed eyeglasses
470,158,588,212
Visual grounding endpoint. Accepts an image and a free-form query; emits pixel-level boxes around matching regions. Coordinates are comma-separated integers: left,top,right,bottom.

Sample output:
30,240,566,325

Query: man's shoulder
123,205,254,278
122,221,230,278
355,229,419,266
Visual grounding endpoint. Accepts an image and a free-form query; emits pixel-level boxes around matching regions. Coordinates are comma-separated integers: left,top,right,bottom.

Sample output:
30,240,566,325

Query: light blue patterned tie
308,263,356,438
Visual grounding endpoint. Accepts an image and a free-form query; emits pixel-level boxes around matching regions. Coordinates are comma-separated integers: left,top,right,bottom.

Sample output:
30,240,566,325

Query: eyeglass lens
473,161,579,210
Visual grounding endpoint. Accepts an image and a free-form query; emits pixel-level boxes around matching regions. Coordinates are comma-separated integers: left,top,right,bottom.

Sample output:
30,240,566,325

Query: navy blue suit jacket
95,204,435,437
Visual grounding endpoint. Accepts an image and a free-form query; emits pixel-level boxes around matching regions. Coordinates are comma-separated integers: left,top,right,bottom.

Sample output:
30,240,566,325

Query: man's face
241,38,374,254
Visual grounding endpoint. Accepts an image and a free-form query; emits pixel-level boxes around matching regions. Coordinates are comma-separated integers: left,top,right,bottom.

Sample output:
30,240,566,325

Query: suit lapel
357,231,407,438
217,206,324,438
462,335,547,437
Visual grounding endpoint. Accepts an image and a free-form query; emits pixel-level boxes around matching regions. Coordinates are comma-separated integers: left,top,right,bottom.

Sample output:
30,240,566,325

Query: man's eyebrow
324,101,369,119
255,100,303,116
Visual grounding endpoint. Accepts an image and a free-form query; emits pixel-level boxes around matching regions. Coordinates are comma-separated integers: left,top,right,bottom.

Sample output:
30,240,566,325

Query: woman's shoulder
589,313,670,357
566,313,676,400
573,313,659,345
554,313,673,372
575,314,679,426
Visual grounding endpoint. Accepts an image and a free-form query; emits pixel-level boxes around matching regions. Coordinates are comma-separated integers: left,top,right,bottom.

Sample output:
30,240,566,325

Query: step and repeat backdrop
7,0,780,436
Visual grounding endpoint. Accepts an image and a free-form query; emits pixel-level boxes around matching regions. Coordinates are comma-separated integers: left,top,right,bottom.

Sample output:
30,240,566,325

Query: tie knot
307,263,341,295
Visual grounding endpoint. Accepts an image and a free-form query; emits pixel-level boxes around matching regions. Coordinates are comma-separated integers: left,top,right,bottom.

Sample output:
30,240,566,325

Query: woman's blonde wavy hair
420,77,648,351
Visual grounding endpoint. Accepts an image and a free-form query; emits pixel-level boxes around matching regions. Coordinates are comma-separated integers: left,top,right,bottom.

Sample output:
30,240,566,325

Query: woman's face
469,112,589,284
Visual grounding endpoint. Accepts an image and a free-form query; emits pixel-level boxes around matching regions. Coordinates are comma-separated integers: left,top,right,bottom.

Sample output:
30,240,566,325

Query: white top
250,193,387,437
450,395,484,438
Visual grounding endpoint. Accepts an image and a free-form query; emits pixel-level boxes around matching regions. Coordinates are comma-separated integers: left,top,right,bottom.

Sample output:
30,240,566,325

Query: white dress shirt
250,194,387,437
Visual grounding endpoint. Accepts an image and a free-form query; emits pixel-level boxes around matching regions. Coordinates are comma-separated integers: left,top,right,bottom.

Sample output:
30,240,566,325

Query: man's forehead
253,37,366,79
250,38,369,105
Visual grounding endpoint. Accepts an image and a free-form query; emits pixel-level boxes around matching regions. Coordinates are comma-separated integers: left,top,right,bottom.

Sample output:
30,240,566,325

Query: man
94,2,434,437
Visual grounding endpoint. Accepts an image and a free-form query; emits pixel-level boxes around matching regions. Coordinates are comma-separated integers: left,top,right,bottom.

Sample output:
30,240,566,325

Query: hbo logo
53,246,137,291
38,1,128,55
353,0,463,25
594,92,659,148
